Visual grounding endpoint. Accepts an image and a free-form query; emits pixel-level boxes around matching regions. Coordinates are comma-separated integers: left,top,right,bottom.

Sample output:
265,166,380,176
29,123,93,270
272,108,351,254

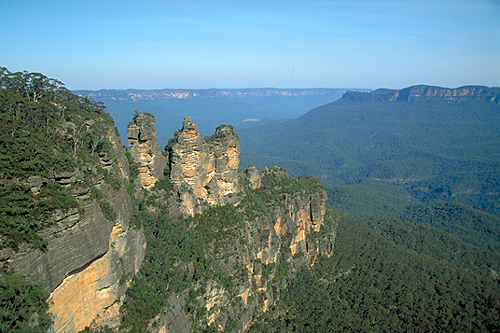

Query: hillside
0,67,146,332
1,70,499,333
238,85,500,216
250,213,500,332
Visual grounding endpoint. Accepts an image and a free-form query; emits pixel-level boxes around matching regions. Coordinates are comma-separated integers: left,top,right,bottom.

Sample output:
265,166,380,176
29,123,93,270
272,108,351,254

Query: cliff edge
343,85,500,103
0,68,146,333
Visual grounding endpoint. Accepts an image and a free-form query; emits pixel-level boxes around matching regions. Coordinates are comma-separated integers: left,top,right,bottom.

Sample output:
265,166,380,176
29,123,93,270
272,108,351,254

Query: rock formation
149,166,334,332
2,113,333,333
166,117,240,216
127,112,168,189
122,117,335,332
1,126,146,333
391,85,500,103
0,69,337,333
343,85,500,104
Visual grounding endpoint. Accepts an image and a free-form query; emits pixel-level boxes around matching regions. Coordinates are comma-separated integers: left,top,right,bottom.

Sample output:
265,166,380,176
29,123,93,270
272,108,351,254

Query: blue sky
1,0,498,90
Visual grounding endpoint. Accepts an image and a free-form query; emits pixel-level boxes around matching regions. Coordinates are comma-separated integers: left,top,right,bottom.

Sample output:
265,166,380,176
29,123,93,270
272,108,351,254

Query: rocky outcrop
252,168,331,262
2,127,146,333
151,166,334,333
245,165,262,190
391,85,500,103
154,121,333,332
167,117,240,216
2,112,333,333
344,85,500,104
127,112,168,189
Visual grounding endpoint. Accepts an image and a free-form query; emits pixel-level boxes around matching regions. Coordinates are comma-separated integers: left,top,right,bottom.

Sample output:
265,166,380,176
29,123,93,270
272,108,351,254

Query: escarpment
1,70,335,333
122,117,336,333
343,84,500,103
128,116,240,216
391,85,500,103
4,71,499,333
143,166,335,333
1,107,146,332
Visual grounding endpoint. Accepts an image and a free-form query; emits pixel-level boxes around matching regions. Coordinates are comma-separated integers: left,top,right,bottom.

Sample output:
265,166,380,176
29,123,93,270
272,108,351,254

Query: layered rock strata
344,85,500,104
127,112,168,189
123,116,335,332
167,117,240,216
1,127,146,333
151,167,335,332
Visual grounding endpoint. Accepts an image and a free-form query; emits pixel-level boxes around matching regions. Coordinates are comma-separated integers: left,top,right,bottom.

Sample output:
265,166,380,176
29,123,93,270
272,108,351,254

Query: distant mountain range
78,87,350,100
74,88,366,146
238,85,500,216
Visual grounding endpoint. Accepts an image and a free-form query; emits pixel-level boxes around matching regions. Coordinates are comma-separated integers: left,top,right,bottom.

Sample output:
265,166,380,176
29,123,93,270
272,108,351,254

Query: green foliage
400,201,500,253
119,166,330,331
96,138,113,154
326,179,419,218
0,182,78,252
79,325,115,333
238,178,269,219
90,187,104,200
0,67,119,249
238,92,500,215
124,150,140,198
104,172,122,191
258,167,324,196
0,67,114,179
39,181,78,212
0,272,52,333
120,201,246,332
152,173,174,193
90,186,117,221
364,215,500,275
98,200,116,221
131,110,156,124
271,258,290,284
250,211,500,332
240,167,325,221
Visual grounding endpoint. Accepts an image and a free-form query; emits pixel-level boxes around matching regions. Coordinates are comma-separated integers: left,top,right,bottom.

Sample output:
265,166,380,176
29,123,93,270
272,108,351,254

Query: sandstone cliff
166,117,240,216
2,110,334,333
391,85,500,103
145,166,335,333
343,85,500,103
127,112,168,189
121,117,335,332
1,123,146,333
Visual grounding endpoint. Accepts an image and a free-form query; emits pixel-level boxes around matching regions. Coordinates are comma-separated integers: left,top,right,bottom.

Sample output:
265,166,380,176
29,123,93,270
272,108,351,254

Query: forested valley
0,69,499,332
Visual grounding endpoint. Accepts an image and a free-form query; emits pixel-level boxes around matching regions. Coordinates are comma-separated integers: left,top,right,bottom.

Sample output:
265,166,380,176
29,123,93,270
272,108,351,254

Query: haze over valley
74,88,355,146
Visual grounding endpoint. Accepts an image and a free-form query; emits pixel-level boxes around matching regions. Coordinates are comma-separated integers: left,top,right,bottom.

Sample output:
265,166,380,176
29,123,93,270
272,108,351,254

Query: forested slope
2,70,499,333
239,85,500,217
0,67,140,332
250,212,500,332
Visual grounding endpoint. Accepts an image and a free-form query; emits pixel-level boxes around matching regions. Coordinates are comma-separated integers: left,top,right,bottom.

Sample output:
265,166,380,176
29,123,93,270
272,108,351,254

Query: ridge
342,84,500,103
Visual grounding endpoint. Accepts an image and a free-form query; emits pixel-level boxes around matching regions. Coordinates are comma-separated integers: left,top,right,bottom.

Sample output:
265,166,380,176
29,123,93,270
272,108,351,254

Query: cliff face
121,117,336,332
1,127,146,333
127,112,168,189
167,117,240,216
149,166,334,333
80,88,343,101
343,85,500,103
391,85,500,103
2,108,333,333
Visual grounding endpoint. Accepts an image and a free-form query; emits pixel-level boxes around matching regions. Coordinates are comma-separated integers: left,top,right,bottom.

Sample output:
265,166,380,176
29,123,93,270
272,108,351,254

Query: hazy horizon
2,0,498,91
